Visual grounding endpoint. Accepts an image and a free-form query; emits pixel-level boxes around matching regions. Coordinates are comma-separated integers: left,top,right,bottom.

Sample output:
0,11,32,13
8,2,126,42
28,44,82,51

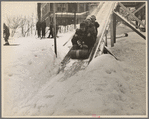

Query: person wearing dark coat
71,22,88,50
36,20,41,38
41,20,46,38
47,22,53,38
56,24,59,37
90,15,100,37
83,18,97,49
3,23,10,45
85,22,97,49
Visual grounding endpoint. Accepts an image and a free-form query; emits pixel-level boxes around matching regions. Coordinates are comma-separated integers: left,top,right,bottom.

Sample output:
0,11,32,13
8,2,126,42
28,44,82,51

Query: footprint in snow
105,70,111,74
8,73,13,77
28,61,32,65
44,95,54,98
105,69,116,74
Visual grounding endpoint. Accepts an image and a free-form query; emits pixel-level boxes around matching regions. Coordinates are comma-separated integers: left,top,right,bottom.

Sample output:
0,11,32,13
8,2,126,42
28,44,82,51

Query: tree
6,15,35,37
7,15,27,37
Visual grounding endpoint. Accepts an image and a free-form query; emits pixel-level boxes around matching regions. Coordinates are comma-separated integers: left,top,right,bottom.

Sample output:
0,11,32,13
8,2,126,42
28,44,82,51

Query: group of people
3,15,98,46
36,20,59,39
71,15,99,50
36,20,46,38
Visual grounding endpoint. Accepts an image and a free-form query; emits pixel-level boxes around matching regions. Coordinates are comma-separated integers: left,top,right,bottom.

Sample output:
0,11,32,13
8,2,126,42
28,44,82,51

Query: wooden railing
88,2,118,63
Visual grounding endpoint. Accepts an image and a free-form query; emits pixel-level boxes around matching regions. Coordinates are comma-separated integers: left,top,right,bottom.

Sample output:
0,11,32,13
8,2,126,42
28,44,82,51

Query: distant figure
36,20,41,38
47,22,53,38
56,24,59,37
3,23,10,45
41,20,46,38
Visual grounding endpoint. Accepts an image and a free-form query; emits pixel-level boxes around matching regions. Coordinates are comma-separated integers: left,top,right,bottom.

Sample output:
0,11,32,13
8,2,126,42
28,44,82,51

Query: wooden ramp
114,11,146,39
58,2,117,75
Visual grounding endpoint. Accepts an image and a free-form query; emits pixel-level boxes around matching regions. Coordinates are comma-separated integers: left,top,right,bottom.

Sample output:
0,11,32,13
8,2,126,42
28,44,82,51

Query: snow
2,23,146,117
52,11,89,16
2,2,146,118
2,31,75,116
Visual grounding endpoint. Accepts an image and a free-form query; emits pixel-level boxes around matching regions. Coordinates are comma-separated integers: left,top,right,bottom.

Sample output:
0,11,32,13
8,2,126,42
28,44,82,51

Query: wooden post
133,3,145,14
114,11,146,39
53,3,57,57
119,2,145,27
74,11,76,29
105,29,108,46
103,36,107,54
113,13,116,43
110,12,116,47
124,3,145,19
105,34,107,46
115,4,120,12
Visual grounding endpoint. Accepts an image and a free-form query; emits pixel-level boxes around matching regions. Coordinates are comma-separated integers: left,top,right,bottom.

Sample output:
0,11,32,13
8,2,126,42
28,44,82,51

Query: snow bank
2,17,146,117
2,36,61,116
52,54,141,116
7,54,144,116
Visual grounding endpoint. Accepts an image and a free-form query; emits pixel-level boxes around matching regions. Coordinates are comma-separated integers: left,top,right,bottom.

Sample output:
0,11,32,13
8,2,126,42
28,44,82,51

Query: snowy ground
2,2,147,117
2,23,147,117
2,30,75,116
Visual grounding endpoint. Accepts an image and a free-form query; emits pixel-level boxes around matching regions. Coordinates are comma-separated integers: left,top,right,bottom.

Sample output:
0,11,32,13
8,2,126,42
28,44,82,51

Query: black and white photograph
1,1,147,117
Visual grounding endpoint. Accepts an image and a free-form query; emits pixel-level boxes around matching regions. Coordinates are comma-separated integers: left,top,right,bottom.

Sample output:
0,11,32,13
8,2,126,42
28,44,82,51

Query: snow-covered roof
50,11,89,17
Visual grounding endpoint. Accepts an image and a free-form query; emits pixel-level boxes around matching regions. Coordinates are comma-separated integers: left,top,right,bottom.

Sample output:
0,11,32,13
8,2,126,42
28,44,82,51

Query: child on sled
71,22,89,50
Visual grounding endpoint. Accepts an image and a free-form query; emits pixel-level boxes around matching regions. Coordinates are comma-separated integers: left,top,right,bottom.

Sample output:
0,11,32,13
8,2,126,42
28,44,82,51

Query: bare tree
23,16,35,37
7,15,27,37
6,15,35,37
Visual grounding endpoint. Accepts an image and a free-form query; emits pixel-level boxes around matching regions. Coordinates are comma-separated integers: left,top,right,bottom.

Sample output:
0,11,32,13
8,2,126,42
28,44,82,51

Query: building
37,3,97,26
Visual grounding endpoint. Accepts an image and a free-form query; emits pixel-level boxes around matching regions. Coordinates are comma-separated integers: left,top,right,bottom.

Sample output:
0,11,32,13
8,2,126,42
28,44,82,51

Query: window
68,3,77,12
50,3,53,11
80,3,84,12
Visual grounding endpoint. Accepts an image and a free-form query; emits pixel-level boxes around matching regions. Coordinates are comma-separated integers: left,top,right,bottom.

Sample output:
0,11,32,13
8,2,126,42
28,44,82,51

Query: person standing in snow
36,20,41,38
47,22,54,38
56,24,59,37
3,23,10,45
41,20,46,38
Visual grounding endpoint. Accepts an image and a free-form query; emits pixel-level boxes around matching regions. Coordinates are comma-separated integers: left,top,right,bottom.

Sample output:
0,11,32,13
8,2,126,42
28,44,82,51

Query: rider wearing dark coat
71,22,88,50
83,18,97,49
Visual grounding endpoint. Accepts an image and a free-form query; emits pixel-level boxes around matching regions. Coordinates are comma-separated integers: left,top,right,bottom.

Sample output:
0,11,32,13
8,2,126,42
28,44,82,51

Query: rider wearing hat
71,22,88,50
90,15,100,37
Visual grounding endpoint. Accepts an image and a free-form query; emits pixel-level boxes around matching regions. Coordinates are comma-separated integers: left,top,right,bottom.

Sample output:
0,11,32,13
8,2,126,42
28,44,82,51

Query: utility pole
53,3,57,57
74,11,76,29
74,3,77,29
37,3,41,21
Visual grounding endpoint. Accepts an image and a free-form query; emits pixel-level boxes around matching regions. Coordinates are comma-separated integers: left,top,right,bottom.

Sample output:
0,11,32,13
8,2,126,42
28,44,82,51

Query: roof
50,11,89,18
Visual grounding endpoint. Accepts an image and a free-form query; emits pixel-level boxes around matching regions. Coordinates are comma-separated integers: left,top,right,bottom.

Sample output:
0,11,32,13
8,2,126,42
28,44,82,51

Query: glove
82,45,88,49
74,34,78,37
77,40,82,48
87,33,91,37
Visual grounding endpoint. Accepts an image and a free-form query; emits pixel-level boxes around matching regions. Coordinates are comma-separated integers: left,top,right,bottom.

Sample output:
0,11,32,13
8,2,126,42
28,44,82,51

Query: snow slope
2,31,75,116
2,24,146,117
2,1,146,117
